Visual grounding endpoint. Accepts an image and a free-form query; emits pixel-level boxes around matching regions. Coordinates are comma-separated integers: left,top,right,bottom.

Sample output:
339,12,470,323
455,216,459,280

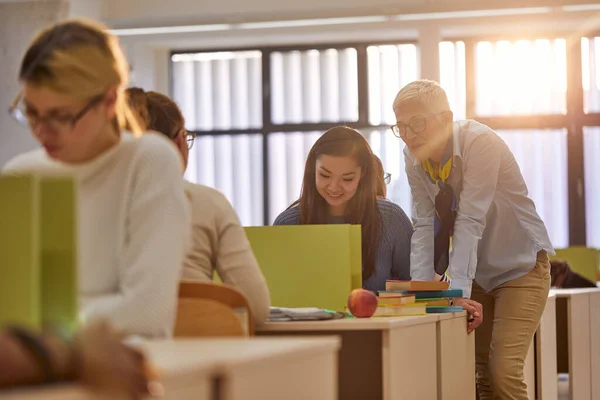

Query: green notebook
0,175,78,332
0,176,41,329
244,224,362,311
40,178,78,333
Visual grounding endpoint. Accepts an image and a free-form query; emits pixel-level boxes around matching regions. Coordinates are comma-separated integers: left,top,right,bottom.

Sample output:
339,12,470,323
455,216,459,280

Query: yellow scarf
421,156,453,184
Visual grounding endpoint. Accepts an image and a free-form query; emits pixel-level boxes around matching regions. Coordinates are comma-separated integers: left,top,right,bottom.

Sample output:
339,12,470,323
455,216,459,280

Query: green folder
244,224,362,311
0,175,78,332
0,176,41,329
40,178,78,333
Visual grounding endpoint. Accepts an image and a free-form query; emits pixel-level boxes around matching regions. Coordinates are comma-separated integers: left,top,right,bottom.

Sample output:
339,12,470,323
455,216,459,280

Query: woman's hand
452,298,483,333
74,321,154,399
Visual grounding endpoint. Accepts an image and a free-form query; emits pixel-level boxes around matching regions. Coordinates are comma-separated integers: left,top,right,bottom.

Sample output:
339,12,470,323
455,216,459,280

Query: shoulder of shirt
184,181,233,211
132,131,181,159
2,148,52,174
184,181,240,226
125,132,184,174
273,204,300,225
456,119,499,141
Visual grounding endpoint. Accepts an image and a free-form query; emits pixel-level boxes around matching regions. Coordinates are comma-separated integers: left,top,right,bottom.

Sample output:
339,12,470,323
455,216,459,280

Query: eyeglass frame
390,112,447,139
184,130,196,150
8,92,105,133
383,172,391,185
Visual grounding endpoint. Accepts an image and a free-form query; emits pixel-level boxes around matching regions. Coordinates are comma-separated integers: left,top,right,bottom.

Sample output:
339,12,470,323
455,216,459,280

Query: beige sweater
182,181,270,324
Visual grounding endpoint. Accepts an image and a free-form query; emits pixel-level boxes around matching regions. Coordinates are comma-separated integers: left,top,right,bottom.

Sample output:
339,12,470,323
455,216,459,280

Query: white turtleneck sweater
2,132,190,338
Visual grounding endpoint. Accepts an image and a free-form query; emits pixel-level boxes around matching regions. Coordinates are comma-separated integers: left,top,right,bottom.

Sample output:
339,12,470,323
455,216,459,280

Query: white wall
0,0,68,169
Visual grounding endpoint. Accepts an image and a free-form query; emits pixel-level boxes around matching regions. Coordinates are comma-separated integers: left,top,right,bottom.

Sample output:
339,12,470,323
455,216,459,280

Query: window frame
170,40,417,225
170,34,594,244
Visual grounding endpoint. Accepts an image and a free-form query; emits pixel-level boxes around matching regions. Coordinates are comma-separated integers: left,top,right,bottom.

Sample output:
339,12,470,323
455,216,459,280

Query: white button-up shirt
404,120,554,298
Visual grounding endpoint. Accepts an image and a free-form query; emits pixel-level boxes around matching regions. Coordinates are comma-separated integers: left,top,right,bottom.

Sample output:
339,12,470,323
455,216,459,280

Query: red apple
347,289,378,318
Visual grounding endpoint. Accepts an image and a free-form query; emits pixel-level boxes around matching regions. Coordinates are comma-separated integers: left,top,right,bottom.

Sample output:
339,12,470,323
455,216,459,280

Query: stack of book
373,292,425,316
378,280,463,315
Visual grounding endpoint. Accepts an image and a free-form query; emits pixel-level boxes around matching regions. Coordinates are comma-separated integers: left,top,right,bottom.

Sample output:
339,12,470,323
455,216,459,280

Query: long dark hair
295,126,381,280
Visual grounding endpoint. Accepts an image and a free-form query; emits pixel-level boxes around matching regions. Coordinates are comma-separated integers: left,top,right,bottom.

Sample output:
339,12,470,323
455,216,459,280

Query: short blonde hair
392,79,450,116
18,18,142,135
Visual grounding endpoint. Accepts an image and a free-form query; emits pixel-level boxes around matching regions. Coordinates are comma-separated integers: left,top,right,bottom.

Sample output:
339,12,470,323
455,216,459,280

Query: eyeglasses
384,172,391,185
185,131,196,150
9,93,104,133
390,116,428,138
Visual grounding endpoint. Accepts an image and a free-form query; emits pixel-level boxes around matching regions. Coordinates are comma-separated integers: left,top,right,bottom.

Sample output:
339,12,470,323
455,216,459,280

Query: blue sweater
273,198,413,293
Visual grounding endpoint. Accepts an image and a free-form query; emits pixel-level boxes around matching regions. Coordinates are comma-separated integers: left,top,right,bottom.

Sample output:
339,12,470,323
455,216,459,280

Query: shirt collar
412,122,463,168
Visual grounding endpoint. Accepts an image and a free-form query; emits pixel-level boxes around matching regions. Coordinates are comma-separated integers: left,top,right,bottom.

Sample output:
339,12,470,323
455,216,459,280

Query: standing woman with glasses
2,19,190,338
393,80,553,400
126,88,271,326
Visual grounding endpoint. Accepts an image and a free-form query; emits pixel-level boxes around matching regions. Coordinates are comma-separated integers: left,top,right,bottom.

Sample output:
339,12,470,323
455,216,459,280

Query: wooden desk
258,313,475,400
0,386,95,400
589,290,600,400
551,288,600,400
0,337,340,400
523,293,557,400
142,337,340,400
435,312,477,400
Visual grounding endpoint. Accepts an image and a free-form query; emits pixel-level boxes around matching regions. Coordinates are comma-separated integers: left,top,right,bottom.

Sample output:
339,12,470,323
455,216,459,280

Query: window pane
365,129,412,214
268,131,322,224
582,37,600,113
171,51,262,130
439,41,466,120
367,44,419,126
496,129,569,247
476,39,567,116
184,134,264,227
270,49,358,124
584,127,600,247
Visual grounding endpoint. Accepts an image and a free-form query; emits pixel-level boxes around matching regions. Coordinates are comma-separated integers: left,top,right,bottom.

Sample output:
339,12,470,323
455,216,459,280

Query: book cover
373,303,427,317
426,306,464,313
0,176,41,328
40,178,78,333
416,298,451,307
385,280,449,292
379,289,463,299
245,224,362,311
377,294,416,306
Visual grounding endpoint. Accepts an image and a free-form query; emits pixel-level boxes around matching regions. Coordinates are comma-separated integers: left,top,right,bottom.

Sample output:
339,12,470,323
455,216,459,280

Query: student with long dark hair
273,126,413,292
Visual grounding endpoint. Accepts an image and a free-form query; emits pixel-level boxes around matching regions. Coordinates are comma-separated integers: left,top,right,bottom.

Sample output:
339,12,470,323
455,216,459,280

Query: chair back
174,297,246,337
176,281,254,336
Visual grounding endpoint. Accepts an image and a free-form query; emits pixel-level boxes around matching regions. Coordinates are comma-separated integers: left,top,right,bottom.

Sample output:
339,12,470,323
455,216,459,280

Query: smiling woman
1,19,190,338
272,126,413,293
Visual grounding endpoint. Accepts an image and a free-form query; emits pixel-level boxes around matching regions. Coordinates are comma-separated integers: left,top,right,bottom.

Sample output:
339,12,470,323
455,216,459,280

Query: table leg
383,323,437,400
437,316,476,400
567,294,592,400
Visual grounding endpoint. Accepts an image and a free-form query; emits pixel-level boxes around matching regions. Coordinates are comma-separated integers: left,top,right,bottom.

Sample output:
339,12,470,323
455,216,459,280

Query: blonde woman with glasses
2,19,190,339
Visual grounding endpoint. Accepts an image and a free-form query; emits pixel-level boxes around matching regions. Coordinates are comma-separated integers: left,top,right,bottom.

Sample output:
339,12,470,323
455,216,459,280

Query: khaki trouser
472,251,551,400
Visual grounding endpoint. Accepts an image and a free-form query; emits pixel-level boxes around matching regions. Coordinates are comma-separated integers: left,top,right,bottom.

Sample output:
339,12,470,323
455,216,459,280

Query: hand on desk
452,298,483,333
